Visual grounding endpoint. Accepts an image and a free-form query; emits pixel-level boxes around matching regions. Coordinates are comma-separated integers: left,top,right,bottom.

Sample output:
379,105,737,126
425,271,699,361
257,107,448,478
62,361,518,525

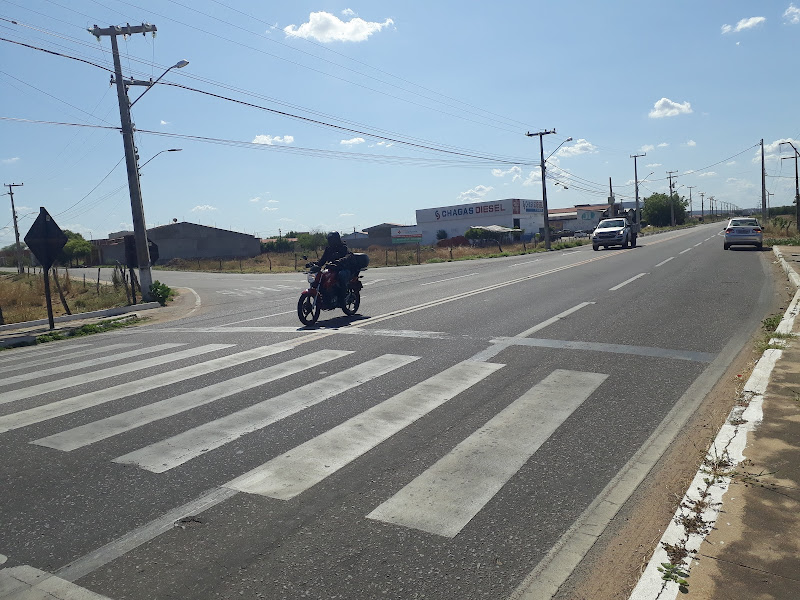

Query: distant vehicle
574,230,589,238
592,218,633,250
723,218,763,250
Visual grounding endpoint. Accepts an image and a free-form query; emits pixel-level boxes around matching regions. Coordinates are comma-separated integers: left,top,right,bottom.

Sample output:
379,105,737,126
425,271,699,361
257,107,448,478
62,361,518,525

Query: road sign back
24,207,68,270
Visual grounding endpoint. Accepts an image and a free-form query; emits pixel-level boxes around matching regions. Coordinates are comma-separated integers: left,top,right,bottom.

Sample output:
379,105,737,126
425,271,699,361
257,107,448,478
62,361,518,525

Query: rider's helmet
327,231,341,246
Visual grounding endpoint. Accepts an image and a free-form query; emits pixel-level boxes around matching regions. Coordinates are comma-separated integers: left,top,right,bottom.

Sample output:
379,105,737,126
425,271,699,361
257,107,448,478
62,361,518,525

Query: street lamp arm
138,148,182,171
129,59,189,108
546,137,573,162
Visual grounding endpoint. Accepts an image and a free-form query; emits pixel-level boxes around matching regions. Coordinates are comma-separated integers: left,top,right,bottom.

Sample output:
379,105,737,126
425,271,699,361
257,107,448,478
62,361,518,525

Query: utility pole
631,152,645,224
709,196,715,219
687,186,695,220
761,139,767,221
700,192,705,222
780,141,800,232
88,23,157,301
526,129,556,250
667,170,678,226
766,191,774,217
4,182,24,273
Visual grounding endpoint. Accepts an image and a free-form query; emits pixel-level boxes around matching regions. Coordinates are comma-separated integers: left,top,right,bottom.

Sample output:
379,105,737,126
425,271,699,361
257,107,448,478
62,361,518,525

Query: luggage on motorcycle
348,253,369,270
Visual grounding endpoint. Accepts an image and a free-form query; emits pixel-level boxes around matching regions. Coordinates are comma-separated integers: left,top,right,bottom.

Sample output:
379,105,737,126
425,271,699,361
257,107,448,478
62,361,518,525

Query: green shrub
149,280,173,306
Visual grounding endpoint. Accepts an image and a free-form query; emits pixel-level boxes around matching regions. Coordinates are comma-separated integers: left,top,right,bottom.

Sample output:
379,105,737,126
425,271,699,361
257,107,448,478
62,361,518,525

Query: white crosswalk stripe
1,343,139,373
0,341,316,434
1,343,170,386
34,350,352,451
114,354,420,473
0,344,232,406
0,342,91,366
367,369,608,538
225,360,504,499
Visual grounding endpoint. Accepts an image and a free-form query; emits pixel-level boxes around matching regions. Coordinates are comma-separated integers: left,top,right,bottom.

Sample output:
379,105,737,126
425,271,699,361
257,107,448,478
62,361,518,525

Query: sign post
24,207,68,330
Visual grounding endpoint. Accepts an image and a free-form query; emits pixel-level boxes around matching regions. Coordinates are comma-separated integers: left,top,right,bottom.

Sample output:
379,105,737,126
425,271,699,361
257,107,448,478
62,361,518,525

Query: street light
526,131,572,250
546,137,573,161
129,60,190,108
139,148,182,172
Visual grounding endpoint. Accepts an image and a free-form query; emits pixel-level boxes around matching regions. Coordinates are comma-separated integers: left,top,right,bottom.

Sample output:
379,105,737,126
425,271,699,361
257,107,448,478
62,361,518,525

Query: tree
297,231,327,253
642,193,688,227
436,229,448,240
59,231,92,266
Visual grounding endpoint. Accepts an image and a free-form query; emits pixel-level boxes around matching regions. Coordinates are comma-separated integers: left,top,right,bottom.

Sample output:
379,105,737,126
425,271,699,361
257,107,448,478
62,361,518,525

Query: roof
363,223,407,232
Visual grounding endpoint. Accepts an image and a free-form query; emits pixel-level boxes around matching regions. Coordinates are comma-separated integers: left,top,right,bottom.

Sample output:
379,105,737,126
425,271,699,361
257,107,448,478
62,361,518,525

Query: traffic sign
24,207,67,270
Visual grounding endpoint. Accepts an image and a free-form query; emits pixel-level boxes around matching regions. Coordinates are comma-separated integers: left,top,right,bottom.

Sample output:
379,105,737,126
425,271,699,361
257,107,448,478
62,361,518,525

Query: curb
628,246,800,599
0,302,160,332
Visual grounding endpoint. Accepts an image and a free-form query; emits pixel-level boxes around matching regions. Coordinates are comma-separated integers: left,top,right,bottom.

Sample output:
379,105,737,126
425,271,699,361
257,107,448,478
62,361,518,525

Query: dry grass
158,239,588,274
0,269,129,325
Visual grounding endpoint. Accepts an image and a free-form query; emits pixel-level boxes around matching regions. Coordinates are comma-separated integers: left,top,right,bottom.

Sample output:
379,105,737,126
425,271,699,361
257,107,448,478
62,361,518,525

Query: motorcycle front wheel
342,289,360,316
297,292,321,325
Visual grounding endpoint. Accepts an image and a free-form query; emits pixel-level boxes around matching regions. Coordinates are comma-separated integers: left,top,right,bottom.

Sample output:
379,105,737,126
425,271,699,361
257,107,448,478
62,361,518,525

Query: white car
592,218,632,250
723,218,763,250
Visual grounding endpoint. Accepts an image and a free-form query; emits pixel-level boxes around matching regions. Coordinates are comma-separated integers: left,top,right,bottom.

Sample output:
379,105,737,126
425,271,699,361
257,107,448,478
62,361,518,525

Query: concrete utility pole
700,192,705,221
631,153,645,223
709,196,715,219
667,170,678,226
687,186,695,219
761,138,767,221
780,141,800,232
4,182,24,273
526,129,556,250
88,23,158,301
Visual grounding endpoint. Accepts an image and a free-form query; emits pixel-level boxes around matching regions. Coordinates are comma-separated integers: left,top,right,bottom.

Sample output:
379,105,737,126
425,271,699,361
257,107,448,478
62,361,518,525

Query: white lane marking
655,257,675,267
157,326,451,339
219,310,296,326
362,278,385,286
35,350,351,451
0,565,113,599
609,273,648,291
184,286,201,317
114,354,420,473
0,344,232,406
1,343,137,373
226,360,504,499
0,343,165,387
679,248,692,254
419,272,479,286
55,487,237,583
694,242,703,247
509,259,541,267
515,302,595,338
0,343,91,366
0,341,309,434
367,369,608,538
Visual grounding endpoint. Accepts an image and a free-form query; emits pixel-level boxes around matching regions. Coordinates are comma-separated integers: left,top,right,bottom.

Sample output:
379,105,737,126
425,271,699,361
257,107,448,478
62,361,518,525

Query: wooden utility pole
4,182,24,273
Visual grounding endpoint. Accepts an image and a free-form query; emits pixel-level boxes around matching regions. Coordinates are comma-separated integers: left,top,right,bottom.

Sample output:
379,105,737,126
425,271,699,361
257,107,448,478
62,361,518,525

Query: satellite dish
172,218,178,223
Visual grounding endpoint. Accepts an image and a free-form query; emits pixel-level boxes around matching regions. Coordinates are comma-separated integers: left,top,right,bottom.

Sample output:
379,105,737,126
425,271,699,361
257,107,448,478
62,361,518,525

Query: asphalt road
0,223,776,599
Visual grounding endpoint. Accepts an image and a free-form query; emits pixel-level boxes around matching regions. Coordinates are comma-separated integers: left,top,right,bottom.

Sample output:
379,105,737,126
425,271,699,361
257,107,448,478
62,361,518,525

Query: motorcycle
297,254,368,326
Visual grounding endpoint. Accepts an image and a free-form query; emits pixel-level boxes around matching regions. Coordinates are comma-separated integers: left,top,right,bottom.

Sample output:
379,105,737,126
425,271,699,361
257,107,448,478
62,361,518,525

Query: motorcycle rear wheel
342,289,360,316
297,293,321,325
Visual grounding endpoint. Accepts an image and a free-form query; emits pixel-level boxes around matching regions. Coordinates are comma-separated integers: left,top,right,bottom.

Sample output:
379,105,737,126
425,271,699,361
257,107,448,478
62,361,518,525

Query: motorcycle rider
316,231,350,304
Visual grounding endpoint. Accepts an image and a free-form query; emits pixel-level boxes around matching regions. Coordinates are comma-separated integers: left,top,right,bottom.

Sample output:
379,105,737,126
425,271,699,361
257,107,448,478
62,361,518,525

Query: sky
2,0,800,245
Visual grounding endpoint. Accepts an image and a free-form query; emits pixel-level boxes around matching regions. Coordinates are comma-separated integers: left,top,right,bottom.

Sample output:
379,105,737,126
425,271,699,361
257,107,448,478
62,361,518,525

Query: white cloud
160,120,169,125
648,98,693,118
727,161,737,166
721,16,766,34
339,213,355,217
640,144,655,152
556,138,598,157
284,11,394,43
191,205,217,212
658,142,670,147
372,141,394,148
249,196,261,203
785,4,800,24
252,134,294,145
686,140,697,147
340,137,365,146
684,170,696,175
278,218,294,222
646,163,662,167
491,165,522,181
698,172,717,178
342,8,356,17
457,184,493,202
262,206,278,212
266,199,279,203
2,157,19,164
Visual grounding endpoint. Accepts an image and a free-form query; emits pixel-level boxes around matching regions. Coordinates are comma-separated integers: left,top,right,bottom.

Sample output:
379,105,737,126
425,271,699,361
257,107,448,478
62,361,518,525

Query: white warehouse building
411,198,545,244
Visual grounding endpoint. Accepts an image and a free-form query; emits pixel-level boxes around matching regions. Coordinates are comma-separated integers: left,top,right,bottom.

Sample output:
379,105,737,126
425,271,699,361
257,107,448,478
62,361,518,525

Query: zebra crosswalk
2,339,609,538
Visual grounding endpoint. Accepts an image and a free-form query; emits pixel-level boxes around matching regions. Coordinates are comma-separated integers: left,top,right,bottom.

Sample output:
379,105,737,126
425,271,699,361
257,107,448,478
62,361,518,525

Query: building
99,222,261,264
413,198,544,244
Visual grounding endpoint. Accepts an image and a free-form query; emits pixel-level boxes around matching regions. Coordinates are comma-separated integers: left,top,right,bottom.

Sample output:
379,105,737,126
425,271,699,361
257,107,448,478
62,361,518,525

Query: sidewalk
0,287,199,349
631,246,800,599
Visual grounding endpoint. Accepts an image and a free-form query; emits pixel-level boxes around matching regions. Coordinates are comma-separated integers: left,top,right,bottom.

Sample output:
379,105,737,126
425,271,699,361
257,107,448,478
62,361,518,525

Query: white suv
592,218,632,250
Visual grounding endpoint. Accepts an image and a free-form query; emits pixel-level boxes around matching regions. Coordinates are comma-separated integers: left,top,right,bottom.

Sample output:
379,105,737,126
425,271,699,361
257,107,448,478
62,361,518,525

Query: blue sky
2,1,800,245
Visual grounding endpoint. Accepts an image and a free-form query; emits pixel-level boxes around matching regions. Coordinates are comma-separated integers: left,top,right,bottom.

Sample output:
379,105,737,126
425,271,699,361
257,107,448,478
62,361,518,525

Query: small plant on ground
149,280,173,306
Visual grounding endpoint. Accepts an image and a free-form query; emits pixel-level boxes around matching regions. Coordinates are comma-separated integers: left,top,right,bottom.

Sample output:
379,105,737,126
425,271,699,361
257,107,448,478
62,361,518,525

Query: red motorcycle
297,254,369,325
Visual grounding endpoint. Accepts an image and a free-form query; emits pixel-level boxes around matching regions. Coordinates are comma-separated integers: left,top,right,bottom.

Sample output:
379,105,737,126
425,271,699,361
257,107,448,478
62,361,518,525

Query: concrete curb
0,302,160,332
628,247,800,599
